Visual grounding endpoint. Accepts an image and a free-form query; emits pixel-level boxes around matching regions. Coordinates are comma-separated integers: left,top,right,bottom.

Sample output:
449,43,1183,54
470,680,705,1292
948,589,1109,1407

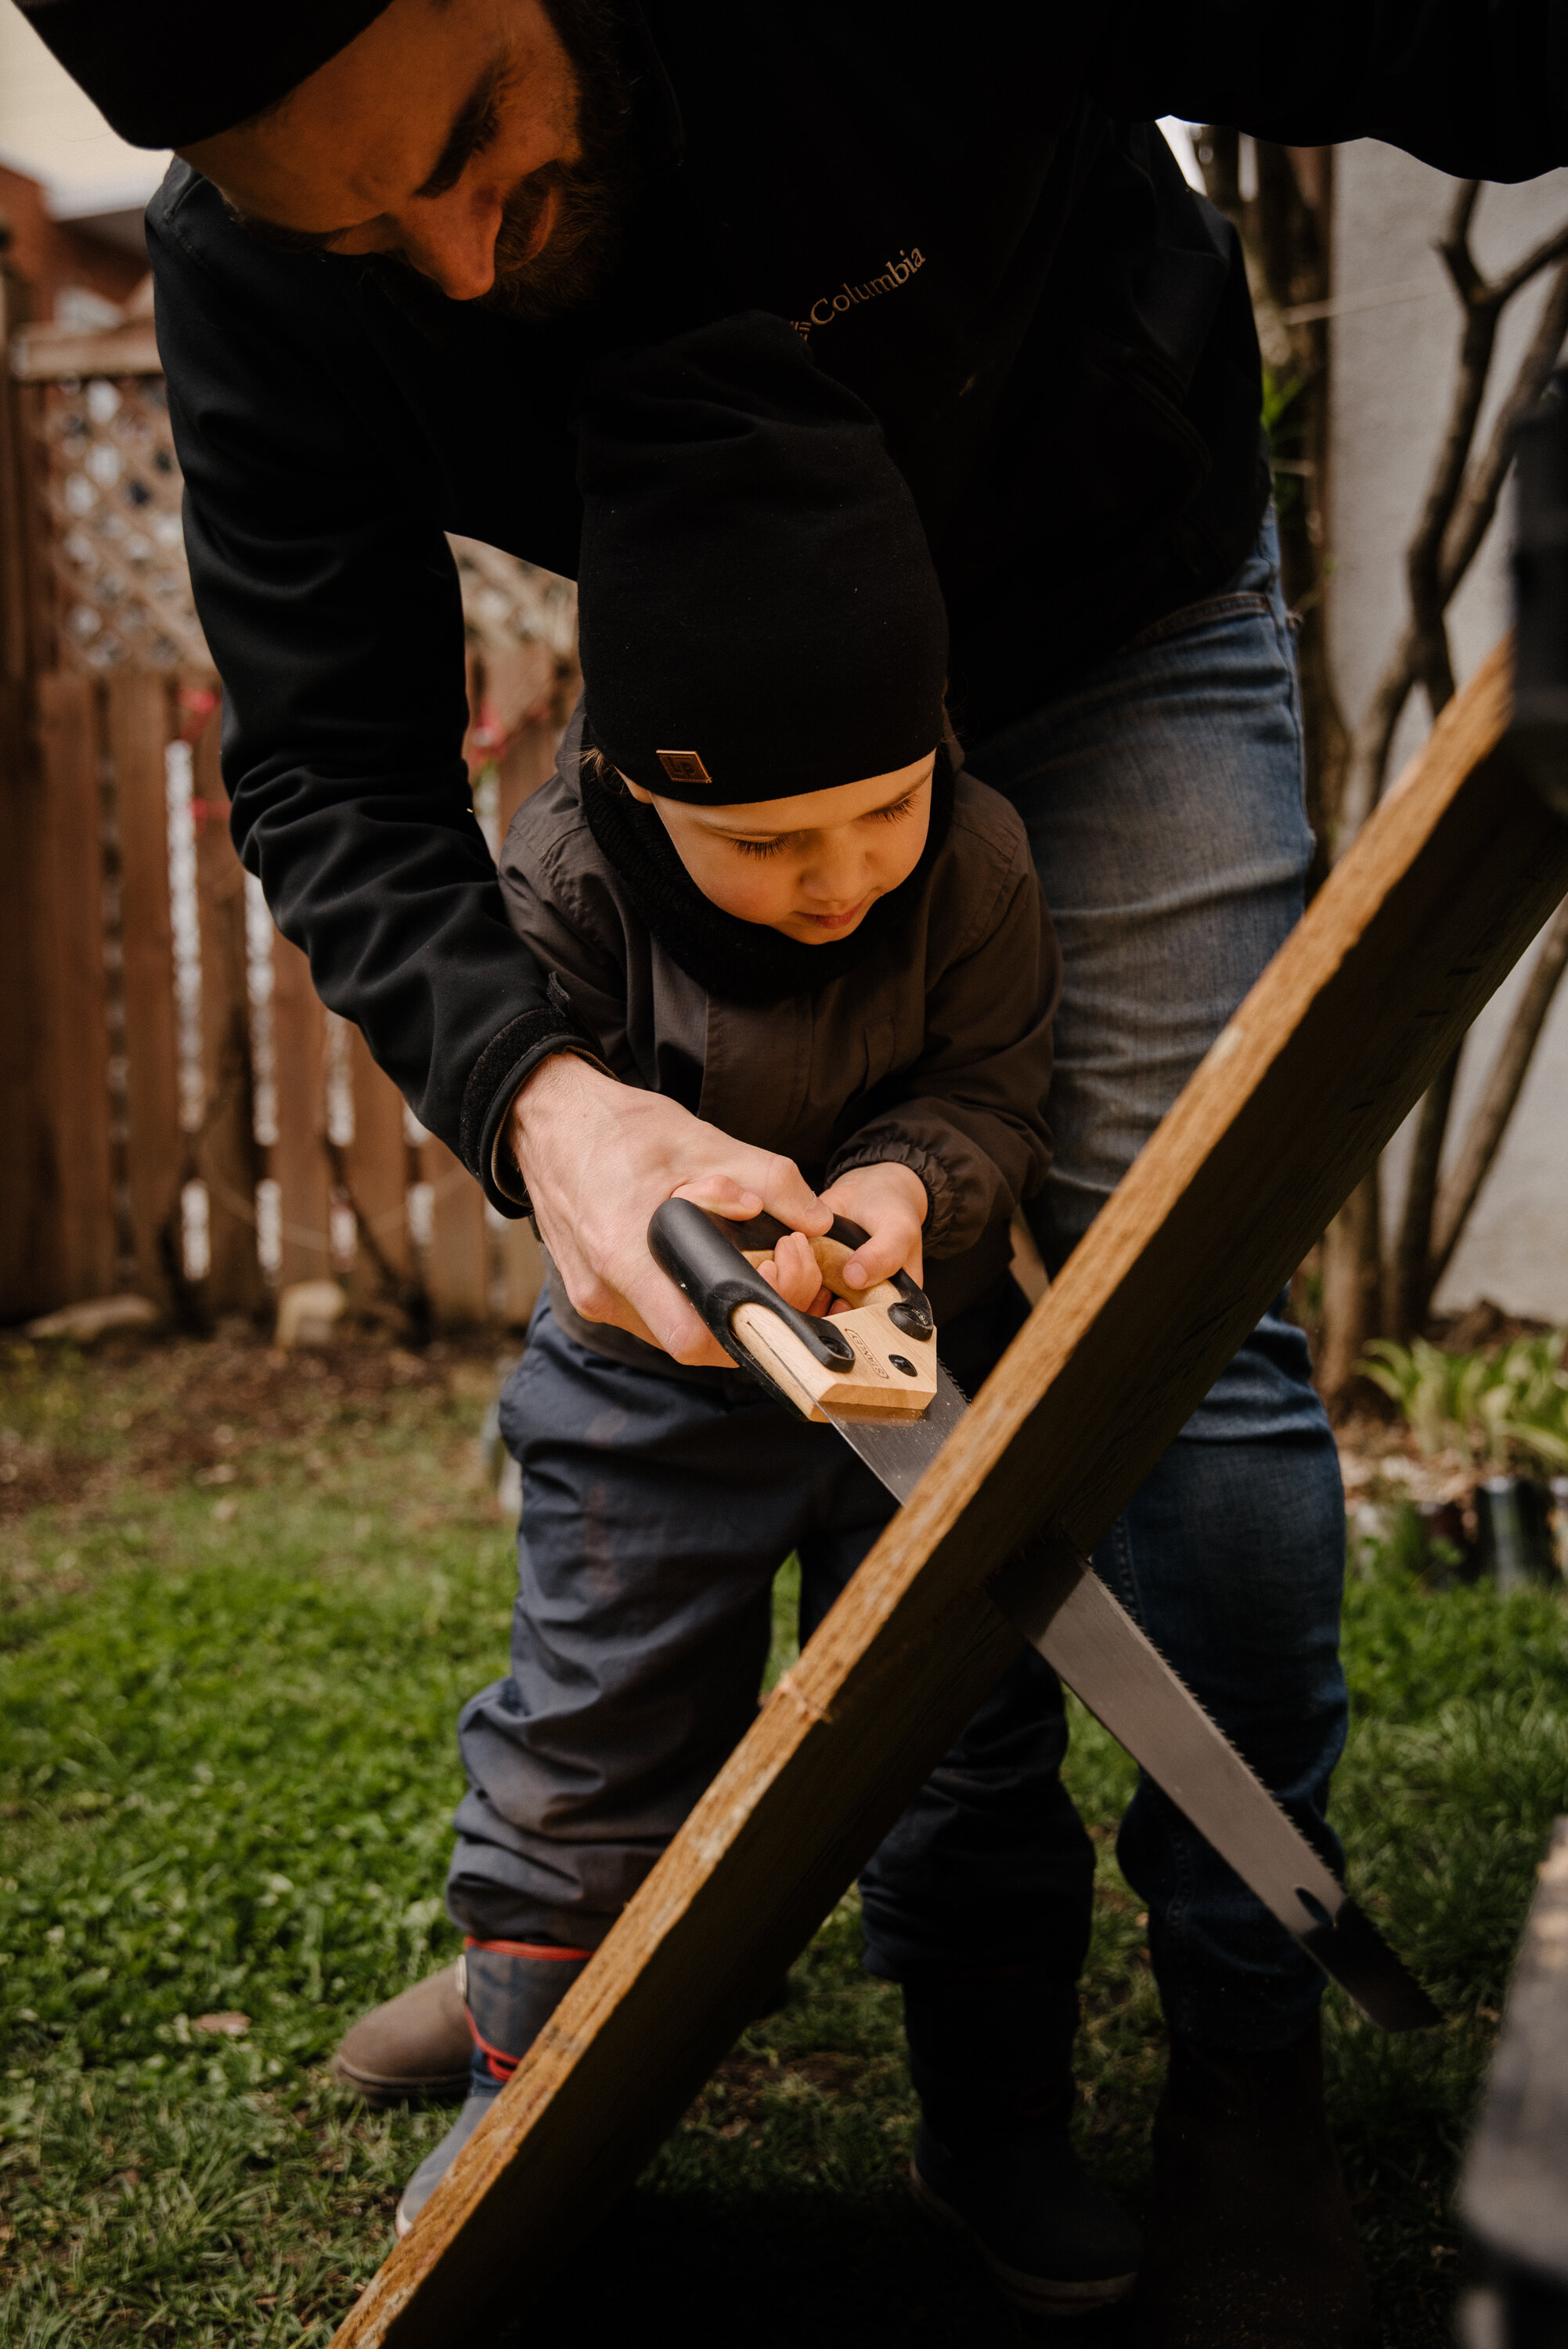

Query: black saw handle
647,1200,935,1405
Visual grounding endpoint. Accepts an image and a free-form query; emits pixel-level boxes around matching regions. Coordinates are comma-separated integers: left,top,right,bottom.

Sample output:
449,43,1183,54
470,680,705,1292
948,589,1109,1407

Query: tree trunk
1386,1045,1461,1336
1317,1168,1382,1408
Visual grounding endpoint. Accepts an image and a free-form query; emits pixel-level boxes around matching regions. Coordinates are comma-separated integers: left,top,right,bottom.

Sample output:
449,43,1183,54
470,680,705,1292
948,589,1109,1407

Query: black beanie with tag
15,0,397,147
575,312,949,806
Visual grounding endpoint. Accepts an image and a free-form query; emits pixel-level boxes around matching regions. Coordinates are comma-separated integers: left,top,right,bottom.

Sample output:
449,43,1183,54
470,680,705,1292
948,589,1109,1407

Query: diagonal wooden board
333,640,1568,2347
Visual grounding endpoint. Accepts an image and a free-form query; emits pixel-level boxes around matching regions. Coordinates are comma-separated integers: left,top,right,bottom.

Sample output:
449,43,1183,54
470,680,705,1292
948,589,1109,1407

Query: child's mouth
799,897,870,933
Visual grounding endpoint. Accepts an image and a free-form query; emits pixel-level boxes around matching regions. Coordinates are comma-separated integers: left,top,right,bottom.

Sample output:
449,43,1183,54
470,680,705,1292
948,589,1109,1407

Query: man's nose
396,188,503,301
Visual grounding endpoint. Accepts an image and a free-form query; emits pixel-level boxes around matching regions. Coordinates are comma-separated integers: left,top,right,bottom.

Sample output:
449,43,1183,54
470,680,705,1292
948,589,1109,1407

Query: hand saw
649,1196,1439,2033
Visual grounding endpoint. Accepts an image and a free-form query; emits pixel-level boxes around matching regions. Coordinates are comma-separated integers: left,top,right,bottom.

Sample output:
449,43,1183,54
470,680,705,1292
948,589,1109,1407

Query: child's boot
903,1971,1141,2316
395,1939,591,2236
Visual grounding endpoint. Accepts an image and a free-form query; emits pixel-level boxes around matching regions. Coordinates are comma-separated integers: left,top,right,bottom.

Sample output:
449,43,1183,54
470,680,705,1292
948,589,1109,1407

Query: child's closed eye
867,792,917,825
732,835,791,860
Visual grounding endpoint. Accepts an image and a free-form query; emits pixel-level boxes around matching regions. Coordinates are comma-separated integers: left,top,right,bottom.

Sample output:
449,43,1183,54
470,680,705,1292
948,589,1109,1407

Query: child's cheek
679,839,788,926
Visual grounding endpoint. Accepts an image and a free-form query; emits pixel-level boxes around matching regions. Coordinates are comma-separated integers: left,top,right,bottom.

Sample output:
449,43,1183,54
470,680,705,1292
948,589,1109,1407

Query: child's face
622,753,935,943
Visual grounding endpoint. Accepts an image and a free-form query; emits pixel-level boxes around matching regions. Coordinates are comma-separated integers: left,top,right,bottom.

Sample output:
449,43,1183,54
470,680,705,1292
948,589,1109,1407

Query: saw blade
827,1373,1438,2033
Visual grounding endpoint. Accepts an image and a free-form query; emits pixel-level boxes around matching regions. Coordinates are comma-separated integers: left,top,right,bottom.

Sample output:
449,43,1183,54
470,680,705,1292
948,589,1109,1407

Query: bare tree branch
1321,185,1568,1354
1336,211,1568,844
1427,897,1568,1290
1438,179,1484,301
1492,219,1568,308
1438,257,1568,596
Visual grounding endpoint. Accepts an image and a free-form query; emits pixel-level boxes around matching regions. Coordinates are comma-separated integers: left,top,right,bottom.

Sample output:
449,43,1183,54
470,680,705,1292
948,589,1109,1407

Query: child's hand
756,1165,927,1319
820,1162,928,1295
759,1229,835,1318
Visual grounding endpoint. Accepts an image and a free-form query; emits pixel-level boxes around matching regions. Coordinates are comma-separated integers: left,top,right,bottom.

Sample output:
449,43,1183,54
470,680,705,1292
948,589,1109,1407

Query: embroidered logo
791,248,926,338
657,749,712,788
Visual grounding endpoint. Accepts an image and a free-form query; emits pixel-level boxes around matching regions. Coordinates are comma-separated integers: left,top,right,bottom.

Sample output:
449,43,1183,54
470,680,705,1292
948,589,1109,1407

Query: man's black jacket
146,0,1568,1207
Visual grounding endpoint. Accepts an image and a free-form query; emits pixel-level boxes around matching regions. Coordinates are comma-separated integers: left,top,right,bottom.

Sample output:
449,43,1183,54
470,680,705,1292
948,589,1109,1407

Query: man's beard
482,0,637,323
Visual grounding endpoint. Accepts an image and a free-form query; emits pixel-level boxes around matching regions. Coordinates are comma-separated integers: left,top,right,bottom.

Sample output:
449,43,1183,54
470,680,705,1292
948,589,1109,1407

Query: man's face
182,0,631,315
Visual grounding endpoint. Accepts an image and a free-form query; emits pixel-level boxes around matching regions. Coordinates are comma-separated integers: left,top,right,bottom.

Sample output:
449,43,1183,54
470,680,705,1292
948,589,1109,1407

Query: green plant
1360,1330,1568,1474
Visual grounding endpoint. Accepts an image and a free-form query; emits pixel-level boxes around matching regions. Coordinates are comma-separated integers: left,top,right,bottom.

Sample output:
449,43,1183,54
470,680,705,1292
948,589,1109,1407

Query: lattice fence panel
38,375,206,673
25,367,579,681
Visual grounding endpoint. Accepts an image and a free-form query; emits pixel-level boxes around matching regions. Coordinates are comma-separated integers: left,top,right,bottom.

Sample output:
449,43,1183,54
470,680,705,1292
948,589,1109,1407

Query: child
397,316,1139,2311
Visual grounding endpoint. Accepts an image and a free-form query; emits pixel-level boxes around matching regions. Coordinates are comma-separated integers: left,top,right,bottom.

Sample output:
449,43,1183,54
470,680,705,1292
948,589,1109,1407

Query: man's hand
509,1056,830,1367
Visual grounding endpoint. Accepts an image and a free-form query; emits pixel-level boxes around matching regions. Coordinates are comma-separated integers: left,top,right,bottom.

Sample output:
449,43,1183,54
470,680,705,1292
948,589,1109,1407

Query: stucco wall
1329,142,1568,1321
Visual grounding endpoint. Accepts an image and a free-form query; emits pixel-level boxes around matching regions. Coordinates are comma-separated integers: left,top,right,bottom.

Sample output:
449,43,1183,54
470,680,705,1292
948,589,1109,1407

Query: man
18,0,1566,2336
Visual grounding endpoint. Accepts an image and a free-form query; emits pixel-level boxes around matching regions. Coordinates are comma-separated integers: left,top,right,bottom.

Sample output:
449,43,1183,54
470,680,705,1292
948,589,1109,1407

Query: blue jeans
449,1278,1092,1979
966,509,1349,2049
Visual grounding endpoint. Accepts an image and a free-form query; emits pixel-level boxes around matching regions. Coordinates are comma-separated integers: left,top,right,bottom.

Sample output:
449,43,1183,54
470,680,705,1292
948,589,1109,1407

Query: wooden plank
9,321,163,382
269,929,332,1291
424,1138,489,1327
342,1025,413,1304
189,691,265,1314
2,672,117,1315
0,676,47,1319
332,641,1568,2349
31,673,116,1308
109,670,182,1309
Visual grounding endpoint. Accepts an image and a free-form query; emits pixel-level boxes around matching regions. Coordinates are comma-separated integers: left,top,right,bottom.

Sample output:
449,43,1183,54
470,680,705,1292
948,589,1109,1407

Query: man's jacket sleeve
147,179,588,1214
1094,0,1568,181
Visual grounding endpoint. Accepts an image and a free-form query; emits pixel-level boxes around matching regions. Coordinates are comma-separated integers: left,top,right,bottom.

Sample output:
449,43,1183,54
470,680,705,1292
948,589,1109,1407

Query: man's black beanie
14,0,397,147
575,312,949,806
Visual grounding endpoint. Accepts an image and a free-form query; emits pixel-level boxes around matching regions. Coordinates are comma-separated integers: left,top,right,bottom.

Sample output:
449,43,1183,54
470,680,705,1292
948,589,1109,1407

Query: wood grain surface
331,641,1568,2347
110,673,182,1309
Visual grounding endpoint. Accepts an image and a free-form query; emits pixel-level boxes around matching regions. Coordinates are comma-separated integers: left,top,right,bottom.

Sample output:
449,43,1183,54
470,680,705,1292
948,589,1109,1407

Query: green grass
2,1340,1566,2347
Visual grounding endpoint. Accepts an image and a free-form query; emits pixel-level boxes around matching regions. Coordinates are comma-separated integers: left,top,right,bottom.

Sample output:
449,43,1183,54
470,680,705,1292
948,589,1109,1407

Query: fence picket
425,1138,489,1326
110,671,182,1308
343,1025,413,1306
269,930,332,1291
190,697,266,1314
32,672,116,1308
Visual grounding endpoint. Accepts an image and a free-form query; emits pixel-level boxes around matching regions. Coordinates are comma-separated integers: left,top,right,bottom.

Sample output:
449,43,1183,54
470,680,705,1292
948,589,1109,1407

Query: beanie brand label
791,249,926,338
657,749,713,788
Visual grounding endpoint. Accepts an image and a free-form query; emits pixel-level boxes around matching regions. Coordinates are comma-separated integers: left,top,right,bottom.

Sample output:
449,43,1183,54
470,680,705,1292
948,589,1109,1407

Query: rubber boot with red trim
904,1971,1141,2318
395,1938,592,2238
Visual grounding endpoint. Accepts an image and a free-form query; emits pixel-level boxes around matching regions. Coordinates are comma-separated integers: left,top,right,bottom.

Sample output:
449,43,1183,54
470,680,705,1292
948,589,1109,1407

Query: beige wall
1329,142,1568,1322
0,5,167,221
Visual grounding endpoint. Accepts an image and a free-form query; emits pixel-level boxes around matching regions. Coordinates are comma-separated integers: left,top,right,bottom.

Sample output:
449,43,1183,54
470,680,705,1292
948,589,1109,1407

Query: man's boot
332,1959,473,2105
395,1939,591,2237
1137,2016,1372,2347
903,1972,1142,2318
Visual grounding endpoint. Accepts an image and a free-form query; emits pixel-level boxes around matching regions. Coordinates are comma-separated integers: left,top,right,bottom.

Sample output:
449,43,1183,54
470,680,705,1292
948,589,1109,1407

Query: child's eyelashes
726,793,919,860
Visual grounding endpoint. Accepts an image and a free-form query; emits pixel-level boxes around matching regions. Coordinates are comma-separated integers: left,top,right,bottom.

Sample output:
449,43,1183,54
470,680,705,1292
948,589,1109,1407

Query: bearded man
16,0,1566,2336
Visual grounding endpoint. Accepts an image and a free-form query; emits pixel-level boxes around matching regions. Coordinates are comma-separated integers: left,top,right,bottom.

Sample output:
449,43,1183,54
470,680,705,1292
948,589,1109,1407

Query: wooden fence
1,287,575,1331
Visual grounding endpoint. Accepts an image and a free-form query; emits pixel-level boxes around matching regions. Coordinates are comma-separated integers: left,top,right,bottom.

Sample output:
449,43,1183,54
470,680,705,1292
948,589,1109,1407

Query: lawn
2,1329,1566,2346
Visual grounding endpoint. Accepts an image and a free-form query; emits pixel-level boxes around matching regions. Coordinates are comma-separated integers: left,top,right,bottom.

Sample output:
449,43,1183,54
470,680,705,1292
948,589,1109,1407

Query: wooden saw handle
648,1200,938,1422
